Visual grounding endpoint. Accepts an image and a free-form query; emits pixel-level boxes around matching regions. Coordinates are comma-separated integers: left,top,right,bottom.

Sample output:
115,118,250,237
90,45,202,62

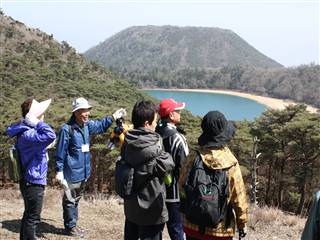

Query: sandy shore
144,88,318,113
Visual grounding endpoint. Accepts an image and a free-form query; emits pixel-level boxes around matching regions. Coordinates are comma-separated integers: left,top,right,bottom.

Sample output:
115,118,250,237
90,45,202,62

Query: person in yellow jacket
180,111,248,240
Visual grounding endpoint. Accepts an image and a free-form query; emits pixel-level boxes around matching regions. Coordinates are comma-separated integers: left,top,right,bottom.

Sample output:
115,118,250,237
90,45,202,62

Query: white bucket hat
72,97,92,112
28,99,52,117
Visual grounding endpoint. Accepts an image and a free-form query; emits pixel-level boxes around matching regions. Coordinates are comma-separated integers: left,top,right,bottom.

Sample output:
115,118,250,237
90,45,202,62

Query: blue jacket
7,120,56,185
55,115,113,183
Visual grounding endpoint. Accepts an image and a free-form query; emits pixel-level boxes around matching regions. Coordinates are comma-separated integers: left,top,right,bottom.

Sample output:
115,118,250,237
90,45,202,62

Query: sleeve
173,134,189,169
23,121,56,146
154,150,175,179
55,126,69,172
87,116,113,135
229,162,249,229
178,151,196,189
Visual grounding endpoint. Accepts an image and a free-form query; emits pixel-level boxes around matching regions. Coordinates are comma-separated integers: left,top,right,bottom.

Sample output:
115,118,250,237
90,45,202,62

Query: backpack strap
67,124,74,140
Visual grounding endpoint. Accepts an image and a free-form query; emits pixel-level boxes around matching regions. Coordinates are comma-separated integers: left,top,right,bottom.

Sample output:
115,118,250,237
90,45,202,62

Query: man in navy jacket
55,97,126,237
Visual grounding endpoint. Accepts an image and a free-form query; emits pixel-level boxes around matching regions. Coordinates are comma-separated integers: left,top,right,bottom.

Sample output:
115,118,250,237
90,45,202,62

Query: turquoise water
145,90,266,121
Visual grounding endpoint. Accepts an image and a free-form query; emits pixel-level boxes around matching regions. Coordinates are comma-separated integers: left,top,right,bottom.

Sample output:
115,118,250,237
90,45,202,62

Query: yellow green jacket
181,146,248,237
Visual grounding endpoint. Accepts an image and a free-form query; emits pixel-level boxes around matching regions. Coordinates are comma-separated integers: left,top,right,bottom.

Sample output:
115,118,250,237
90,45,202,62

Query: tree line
113,64,320,108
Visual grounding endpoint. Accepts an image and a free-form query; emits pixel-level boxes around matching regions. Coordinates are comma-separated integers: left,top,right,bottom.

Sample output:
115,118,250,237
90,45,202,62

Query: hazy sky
1,0,319,67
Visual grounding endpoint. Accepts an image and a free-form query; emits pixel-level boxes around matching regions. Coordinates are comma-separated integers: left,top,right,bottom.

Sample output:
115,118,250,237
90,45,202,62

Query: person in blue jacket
55,97,126,237
7,98,56,240
301,191,320,240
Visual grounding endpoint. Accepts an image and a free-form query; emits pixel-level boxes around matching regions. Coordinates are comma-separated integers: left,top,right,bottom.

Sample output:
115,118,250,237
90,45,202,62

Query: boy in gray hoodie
121,100,175,240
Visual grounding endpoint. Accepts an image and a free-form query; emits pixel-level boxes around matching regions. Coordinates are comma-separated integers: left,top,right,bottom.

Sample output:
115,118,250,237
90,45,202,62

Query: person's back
122,100,175,240
181,111,248,240
7,98,56,240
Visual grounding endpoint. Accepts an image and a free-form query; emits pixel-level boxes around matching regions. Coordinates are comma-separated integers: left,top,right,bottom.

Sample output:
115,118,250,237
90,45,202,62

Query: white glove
25,113,40,127
112,108,127,121
62,179,69,188
55,171,65,185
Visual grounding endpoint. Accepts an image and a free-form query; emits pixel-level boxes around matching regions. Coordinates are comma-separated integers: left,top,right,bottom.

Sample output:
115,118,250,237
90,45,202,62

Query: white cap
72,97,92,112
28,99,52,117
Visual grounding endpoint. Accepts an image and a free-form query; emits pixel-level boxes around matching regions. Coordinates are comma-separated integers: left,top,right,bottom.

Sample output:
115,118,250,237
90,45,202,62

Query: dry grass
246,205,306,239
0,186,306,240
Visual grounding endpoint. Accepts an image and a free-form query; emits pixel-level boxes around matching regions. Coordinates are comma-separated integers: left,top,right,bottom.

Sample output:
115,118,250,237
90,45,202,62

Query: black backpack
115,156,157,199
115,157,135,199
183,151,229,233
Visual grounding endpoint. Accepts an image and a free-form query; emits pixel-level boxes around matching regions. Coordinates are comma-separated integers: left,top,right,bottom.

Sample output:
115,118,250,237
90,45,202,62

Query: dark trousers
186,236,232,240
124,219,165,240
19,180,45,240
62,181,85,230
166,202,184,240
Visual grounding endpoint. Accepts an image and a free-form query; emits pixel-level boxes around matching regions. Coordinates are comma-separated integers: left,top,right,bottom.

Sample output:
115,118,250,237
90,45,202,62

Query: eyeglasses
173,110,181,114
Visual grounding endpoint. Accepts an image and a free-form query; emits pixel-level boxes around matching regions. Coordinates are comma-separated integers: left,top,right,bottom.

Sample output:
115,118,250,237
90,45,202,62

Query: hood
7,121,31,138
123,127,162,166
125,127,160,149
199,146,238,170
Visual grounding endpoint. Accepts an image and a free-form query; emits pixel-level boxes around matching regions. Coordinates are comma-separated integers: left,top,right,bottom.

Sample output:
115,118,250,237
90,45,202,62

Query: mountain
84,26,319,108
84,25,282,71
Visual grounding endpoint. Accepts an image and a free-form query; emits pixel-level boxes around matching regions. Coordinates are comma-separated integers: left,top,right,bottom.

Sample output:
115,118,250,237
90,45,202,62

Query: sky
1,0,319,67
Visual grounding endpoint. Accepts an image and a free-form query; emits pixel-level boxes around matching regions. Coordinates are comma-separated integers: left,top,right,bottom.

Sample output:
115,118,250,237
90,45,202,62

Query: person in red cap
156,98,189,240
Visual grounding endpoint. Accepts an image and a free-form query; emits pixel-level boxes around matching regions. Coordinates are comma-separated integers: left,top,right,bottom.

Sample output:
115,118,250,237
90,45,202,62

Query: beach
145,88,318,113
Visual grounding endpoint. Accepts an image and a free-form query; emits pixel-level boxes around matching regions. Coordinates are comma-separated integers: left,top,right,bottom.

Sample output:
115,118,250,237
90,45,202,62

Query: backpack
114,156,157,199
114,156,135,199
8,143,23,182
183,151,229,233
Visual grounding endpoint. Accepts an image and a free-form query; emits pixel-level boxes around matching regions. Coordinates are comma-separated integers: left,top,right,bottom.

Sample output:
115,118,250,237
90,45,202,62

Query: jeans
124,219,165,240
19,180,45,240
62,181,85,230
166,202,184,240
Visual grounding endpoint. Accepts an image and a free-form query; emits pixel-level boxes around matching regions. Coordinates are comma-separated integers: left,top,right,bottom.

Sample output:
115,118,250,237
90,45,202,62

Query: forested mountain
84,26,320,108
85,25,282,70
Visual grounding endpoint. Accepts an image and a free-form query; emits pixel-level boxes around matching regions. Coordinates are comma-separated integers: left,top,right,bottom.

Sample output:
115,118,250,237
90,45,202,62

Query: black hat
198,111,235,148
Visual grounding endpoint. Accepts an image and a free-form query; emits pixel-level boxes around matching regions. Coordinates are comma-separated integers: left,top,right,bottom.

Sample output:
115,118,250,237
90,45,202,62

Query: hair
21,98,33,118
132,100,157,128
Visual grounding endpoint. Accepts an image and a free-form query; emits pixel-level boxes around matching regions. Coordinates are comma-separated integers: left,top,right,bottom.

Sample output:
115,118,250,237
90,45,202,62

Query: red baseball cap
158,98,185,118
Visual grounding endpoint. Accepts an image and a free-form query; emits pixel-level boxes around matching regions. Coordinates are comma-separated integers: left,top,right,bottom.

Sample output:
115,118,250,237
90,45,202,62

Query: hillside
84,25,282,70
0,187,306,239
0,13,200,185
0,14,143,130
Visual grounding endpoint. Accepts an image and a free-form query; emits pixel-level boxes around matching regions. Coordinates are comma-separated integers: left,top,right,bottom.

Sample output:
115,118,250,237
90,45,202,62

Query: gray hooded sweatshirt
121,127,175,225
